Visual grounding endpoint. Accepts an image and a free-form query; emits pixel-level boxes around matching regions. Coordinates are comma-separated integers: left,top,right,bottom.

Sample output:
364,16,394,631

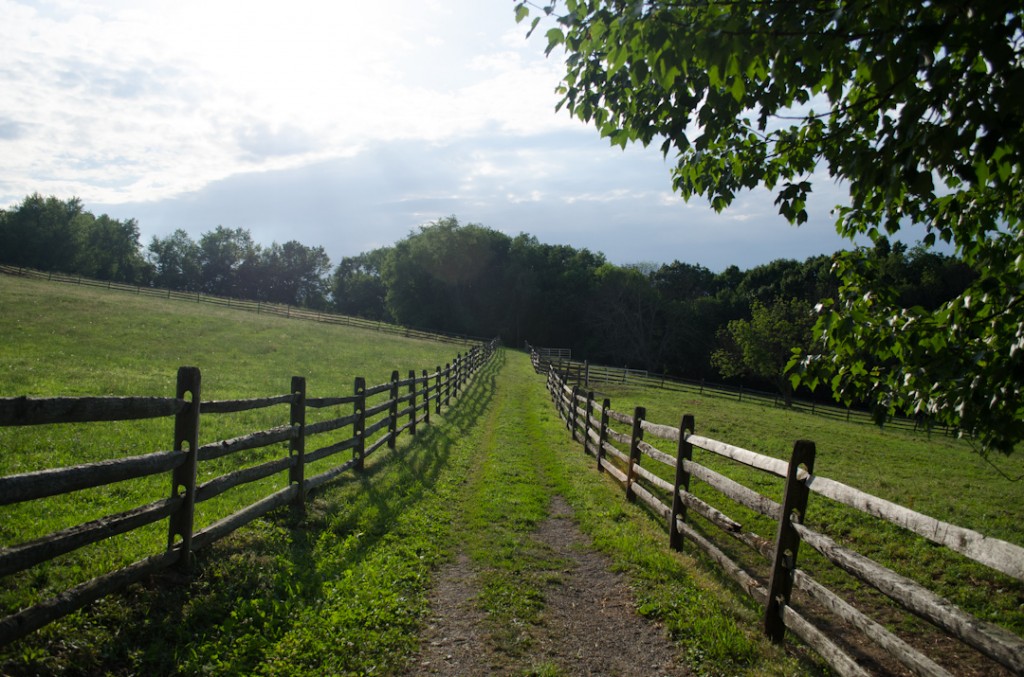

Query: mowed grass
3,343,502,675
1,299,809,677
4,274,1023,674
464,352,815,675
585,380,1024,661
0,275,475,623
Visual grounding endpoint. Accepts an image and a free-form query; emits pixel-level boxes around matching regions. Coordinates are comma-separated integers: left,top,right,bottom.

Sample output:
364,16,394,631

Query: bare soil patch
405,496,690,676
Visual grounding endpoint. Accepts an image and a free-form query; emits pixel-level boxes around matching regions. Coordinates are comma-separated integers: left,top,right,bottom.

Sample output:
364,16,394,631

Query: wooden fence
0,340,498,646
527,344,948,435
544,369,1024,675
0,264,487,347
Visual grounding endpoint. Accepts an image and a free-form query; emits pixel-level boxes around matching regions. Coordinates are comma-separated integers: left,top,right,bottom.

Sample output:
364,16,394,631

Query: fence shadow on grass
5,352,505,675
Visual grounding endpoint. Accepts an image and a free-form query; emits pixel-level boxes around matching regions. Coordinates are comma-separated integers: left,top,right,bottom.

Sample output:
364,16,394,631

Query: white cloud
3,0,875,272
0,0,568,205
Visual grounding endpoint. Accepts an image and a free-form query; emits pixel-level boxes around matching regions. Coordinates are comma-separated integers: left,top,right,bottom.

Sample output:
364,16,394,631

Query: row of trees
0,195,332,308
0,196,972,426
0,194,149,284
332,216,971,405
147,227,331,307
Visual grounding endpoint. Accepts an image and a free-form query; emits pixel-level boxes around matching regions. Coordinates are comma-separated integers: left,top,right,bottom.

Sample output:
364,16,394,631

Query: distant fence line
0,264,487,347
543,367,1024,676
526,344,949,436
0,339,498,645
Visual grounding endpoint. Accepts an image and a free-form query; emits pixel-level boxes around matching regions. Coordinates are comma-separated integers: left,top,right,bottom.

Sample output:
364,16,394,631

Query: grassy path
405,349,688,675
399,350,808,676
3,349,807,675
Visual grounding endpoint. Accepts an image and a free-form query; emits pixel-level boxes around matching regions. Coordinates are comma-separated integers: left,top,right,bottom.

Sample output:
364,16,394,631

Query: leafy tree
333,248,392,321
78,213,150,283
383,217,514,337
519,1,1024,453
506,235,606,351
712,298,815,406
148,230,202,291
737,257,837,307
587,263,666,369
198,226,258,297
0,194,85,272
652,260,716,303
257,240,332,308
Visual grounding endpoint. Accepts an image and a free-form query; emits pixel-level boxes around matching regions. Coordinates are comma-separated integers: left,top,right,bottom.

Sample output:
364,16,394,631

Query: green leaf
546,27,565,50
708,64,722,87
729,76,745,102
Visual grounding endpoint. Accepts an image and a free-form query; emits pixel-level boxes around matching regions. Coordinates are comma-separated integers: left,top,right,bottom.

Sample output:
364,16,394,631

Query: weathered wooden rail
0,339,497,645
545,369,1024,676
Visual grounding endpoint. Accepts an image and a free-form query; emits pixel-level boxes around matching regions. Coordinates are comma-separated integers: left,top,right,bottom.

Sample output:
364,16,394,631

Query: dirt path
406,495,690,676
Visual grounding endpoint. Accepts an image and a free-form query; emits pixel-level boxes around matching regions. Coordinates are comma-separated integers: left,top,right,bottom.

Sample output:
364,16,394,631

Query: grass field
0,275,474,626
2,274,1022,675
0,277,809,675
577,379,1024,670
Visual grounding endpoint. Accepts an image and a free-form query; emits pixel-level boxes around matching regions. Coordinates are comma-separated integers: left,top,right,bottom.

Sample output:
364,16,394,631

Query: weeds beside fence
0,264,486,347
543,367,1024,676
0,340,498,645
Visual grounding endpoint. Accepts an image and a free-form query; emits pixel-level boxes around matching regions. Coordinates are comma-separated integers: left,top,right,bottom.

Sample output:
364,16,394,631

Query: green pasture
0,275,472,617
3,274,1022,675
586,379,1024,650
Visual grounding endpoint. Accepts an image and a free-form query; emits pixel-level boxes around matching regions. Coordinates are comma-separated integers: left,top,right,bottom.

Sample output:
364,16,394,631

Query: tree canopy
518,0,1024,453
712,297,815,406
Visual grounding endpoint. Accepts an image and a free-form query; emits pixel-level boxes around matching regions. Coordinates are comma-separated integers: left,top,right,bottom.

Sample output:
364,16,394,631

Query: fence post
583,391,594,455
422,369,430,426
584,361,590,389
168,366,201,571
444,363,451,408
669,414,695,551
408,369,417,436
569,386,580,440
764,439,816,643
435,366,442,414
354,377,366,471
289,376,306,508
454,354,462,399
561,374,568,416
625,406,646,502
597,398,610,472
388,370,400,450
554,373,562,413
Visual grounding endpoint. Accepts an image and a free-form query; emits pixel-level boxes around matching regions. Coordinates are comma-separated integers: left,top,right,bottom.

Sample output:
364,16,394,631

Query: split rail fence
528,345,947,434
0,340,497,646
545,368,1024,676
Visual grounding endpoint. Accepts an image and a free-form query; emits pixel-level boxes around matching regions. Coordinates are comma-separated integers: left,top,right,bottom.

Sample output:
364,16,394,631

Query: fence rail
543,369,1024,676
0,340,498,645
527,344,950,435
0,264,487,347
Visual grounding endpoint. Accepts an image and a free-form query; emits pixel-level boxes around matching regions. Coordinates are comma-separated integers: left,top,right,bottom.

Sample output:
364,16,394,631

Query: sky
0,0,865,271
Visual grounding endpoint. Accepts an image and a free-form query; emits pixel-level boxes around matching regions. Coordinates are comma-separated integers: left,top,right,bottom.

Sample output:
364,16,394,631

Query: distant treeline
0,194,973,391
